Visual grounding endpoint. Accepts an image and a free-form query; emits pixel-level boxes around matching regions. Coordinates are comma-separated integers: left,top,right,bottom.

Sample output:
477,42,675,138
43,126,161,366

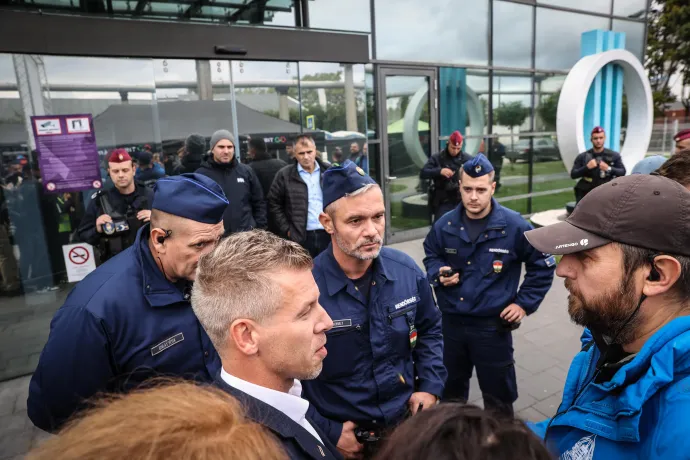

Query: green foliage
494,101,529,133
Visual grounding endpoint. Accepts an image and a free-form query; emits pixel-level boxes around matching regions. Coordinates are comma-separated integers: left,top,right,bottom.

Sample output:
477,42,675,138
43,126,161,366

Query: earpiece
156,229,172,245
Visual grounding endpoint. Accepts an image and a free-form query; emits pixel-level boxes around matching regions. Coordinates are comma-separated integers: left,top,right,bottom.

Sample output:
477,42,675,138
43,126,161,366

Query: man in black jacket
196,130,267,235
192,230,341,460
268,135,331,258
570,126,626,203
181,133,206,174
249,137,287,199
420,130,472,222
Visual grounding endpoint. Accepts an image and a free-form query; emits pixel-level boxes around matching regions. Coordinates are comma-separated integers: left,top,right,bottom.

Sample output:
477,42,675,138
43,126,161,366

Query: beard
565,276,642,344
334,231,382,261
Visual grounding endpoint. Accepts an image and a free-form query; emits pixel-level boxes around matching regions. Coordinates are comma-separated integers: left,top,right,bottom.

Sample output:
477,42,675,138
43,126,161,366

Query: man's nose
555,255,575,279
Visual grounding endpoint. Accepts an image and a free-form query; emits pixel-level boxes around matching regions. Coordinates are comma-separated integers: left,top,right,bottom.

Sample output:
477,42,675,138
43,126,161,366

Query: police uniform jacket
423,199,555,317
302,246,447,445
77,184,153,246
215,375,343,460
420,148,472,208
27,226,220,432
570,148,625,193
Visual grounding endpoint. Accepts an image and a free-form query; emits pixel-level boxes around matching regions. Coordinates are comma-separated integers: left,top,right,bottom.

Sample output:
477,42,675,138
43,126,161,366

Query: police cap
462,154,494,179
152,173,229,225
322,160,377,210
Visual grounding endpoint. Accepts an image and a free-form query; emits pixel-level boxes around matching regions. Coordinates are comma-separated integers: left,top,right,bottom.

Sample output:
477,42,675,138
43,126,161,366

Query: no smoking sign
62,243,96,282
68,246,90,265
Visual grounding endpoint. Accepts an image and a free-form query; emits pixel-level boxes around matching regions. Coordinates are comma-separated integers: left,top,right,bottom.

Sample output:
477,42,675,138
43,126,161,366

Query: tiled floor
0,238,582,459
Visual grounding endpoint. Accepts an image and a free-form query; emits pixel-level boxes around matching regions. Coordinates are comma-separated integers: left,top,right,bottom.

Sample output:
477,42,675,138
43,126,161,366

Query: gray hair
191,230,313,357
324,183,380,216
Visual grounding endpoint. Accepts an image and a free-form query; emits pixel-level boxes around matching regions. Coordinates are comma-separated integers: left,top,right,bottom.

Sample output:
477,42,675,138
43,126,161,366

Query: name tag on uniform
332,319,352,329
444,248,457,254
394,296,420,310
237,178,245,183
150,333,184,356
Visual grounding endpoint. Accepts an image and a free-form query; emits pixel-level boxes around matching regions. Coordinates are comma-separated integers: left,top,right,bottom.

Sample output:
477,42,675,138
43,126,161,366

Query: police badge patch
493,260,503,273
475,165,482,174
356,166,365,176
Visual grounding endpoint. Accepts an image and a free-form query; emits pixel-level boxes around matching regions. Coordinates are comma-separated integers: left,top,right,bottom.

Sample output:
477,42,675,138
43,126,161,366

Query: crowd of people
9,125,690,460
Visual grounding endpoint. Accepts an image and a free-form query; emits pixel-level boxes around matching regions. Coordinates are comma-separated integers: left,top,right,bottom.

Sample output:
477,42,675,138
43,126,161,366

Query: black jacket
267,159,329,244
214,375,342,460
420,148,472,208
181,150,204,174
250,152,288,199
195,156,267,234
571,148,626,193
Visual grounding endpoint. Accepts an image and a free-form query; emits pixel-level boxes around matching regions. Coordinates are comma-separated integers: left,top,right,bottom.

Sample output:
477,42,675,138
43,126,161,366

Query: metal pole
662,117,667,154
229,60,241,162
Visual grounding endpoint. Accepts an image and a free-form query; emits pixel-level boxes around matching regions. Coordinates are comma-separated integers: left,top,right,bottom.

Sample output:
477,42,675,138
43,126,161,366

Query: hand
337,421,363,459
408,392,438,415
137,210,152,222
440,168,454,179
500,303,526,323
586,159,598,169
599,160,610,171
95,214,113,233
439,266,460,287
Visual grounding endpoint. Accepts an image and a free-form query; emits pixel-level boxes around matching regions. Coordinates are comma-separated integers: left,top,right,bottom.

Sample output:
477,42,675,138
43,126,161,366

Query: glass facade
0,0,651,381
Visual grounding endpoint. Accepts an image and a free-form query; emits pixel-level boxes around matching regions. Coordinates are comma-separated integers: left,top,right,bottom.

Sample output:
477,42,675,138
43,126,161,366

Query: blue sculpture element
439,67,468,151
581,30,626,151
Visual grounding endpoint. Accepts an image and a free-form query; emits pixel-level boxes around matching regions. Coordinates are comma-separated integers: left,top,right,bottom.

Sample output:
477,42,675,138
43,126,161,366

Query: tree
645,0,690,119
537,91,559,132
495,101,529,148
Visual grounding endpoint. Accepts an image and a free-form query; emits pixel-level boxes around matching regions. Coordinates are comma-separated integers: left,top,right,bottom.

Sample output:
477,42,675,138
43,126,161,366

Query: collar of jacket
204,154,238,170
441,198,507,236
320,245,396,297
291,158,329,180
554,315,690,442
134,225,188,308
214,374,336,460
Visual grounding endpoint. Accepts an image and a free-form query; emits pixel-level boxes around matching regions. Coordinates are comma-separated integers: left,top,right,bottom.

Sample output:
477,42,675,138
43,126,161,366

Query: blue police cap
322,160,377,209
462,153,494,178
152,173,229,224
631,155,667,175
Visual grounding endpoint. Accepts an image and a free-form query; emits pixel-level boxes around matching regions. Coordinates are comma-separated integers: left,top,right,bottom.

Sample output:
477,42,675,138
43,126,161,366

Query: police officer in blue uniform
28,173,229,432
302,161,446,458
423,154,555,416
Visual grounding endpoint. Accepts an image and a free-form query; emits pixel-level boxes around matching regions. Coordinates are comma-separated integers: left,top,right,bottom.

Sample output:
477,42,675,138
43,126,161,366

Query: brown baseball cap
525,174,690,256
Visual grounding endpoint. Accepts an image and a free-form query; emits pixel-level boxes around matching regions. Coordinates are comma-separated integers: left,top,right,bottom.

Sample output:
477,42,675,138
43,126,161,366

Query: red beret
449,131,464,146
108,149,132,163
591,126,605,135
674,129,690,143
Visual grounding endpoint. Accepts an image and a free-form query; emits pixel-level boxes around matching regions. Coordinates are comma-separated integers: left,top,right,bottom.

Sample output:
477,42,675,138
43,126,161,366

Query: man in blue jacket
302,161,446,459
525,174,690,459
27,173,228,432
423,154,555,416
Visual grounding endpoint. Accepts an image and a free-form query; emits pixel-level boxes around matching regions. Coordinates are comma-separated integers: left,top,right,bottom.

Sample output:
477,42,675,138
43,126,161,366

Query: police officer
420,131,472,222
423,154,555,417
302,161,446,459
674,128,690,155
77,149,153,263
570,126,625,203
28,173,228,432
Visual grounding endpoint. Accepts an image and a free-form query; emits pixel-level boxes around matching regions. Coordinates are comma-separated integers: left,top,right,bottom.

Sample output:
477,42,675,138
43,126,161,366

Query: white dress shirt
221,368,323,444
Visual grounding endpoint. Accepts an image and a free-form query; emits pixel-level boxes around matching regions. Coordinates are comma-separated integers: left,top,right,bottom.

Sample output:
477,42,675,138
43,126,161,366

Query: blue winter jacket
531,316,690,459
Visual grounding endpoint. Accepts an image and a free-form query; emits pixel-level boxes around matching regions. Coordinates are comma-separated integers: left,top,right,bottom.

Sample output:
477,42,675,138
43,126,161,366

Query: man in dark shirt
570,126,625,203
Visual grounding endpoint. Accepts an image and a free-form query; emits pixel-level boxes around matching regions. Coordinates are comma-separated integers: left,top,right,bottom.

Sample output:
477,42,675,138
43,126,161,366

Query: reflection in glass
613,0,647,18
492,73,533,143
298,62,368,170
374,0,489,65
536,8,610,70
308,0,371,32
385,75,432,234
612,19,645,60
538,0,611,14
494,1,534,68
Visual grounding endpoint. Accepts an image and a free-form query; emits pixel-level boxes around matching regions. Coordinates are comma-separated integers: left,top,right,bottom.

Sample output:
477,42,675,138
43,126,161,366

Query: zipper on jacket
327,324,362,337
388,305,416,323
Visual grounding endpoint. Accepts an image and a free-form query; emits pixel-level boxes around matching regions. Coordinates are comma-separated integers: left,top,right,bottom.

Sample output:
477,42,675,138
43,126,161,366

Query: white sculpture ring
557,49,653,174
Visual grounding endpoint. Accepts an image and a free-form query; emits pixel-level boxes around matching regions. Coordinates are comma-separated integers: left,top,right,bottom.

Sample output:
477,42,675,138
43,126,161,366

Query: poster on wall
31,114,103,193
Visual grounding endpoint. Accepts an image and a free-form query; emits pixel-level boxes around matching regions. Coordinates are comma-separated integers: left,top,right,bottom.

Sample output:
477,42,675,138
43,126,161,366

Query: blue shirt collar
297,162,320,174
320,245,395,297
135,225,188,308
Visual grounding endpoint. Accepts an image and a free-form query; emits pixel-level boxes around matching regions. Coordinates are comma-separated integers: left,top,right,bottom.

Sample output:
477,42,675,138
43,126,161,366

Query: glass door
377,67,438,243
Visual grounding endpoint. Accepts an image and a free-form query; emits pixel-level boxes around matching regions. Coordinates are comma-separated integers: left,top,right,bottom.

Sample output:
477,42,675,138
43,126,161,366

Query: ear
490,180,496,196
642,256,682,297
150,227,168,254
229,319,260,357
319,212,334,235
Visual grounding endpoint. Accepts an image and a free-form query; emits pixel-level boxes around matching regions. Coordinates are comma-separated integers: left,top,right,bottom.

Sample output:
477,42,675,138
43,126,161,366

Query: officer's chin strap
543,292,647,444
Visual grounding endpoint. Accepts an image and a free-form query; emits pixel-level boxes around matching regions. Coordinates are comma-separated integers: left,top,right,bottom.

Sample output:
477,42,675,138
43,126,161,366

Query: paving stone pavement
0,238,582,459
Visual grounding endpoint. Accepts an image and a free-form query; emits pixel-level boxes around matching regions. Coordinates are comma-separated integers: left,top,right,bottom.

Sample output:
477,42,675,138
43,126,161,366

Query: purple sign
31,114,103,193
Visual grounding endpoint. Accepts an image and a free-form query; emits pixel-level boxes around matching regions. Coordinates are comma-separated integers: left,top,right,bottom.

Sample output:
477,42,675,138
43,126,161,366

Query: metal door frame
376,65,438,244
